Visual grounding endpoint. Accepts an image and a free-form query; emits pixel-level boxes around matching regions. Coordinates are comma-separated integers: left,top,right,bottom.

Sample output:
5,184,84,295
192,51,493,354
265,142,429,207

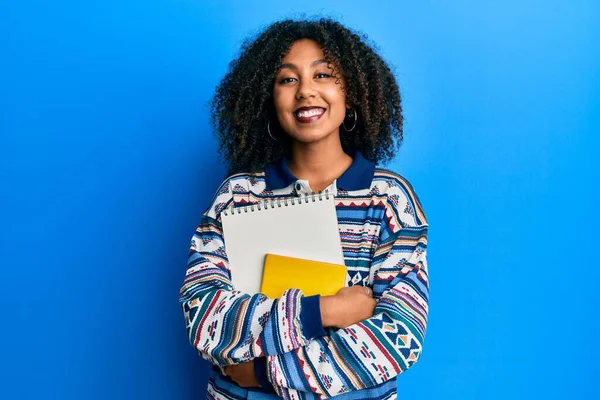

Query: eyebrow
278,59,329,71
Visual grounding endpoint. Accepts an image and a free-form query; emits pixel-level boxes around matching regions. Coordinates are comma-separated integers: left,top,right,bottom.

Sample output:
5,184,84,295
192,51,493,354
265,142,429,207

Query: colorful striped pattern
179,165,429,399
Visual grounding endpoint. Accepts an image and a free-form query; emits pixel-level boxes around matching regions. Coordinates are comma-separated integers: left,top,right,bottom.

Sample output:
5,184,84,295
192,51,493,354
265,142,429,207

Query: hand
224,360,260,388
320,285,376,328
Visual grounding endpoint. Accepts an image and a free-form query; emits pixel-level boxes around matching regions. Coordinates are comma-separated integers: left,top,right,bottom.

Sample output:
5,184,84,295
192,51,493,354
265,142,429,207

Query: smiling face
272,39,347,146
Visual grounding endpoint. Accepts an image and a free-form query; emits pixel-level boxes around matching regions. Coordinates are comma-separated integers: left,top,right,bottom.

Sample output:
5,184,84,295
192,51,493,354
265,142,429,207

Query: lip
293,106,326,124
294,106,325,113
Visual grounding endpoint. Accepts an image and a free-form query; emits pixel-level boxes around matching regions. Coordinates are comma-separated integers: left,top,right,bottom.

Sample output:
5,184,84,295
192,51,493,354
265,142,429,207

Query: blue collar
264,151,376,191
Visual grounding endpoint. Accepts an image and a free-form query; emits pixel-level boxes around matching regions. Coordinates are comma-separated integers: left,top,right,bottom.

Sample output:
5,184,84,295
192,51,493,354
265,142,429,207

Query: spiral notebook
221,194,346,296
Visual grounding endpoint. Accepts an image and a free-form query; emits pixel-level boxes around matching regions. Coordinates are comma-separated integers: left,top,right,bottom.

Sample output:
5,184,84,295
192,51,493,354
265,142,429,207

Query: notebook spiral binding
223,192,331,216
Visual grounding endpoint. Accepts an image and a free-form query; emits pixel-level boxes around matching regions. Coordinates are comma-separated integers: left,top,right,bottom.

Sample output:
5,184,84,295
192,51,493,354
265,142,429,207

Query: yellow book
260,254,347,299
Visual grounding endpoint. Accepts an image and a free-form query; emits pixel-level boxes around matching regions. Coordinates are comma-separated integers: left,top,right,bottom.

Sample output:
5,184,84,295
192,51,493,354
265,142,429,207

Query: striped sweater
179,152,429,399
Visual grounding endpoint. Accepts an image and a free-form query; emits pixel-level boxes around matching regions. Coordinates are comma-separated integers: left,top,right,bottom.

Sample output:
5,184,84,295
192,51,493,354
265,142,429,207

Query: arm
259,182,429,398
251,287,376,393
179,177,327,367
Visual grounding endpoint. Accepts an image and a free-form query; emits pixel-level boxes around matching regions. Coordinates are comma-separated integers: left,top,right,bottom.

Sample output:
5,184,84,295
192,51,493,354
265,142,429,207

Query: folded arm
257,183,429,398
179,177,327,367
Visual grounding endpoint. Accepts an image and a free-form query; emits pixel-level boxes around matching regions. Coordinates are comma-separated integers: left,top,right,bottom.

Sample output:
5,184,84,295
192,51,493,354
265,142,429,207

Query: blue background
2,0,598,398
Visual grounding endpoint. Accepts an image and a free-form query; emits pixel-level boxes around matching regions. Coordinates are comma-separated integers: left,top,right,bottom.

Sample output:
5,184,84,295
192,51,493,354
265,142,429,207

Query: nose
295,78,316,100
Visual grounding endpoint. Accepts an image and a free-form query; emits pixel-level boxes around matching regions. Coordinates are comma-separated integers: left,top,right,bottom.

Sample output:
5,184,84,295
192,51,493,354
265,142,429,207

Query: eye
315,73,331,79
279,77,297,84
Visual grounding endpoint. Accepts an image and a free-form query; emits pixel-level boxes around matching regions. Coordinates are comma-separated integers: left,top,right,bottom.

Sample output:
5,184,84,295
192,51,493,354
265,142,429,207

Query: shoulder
204,170,268,218
371,167,420,198
213,169,267,193
371,167,428,227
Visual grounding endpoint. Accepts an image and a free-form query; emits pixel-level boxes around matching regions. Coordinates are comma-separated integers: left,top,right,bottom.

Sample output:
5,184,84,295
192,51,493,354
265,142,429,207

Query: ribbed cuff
300,294,327,340
254,357,276,393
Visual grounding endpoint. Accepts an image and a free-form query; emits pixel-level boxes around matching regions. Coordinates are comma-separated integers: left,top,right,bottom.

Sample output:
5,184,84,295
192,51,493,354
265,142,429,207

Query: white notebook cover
221,195,345,295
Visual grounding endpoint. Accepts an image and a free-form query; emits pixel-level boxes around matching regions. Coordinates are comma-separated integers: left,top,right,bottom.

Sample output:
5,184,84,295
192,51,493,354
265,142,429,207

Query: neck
287,133,353,193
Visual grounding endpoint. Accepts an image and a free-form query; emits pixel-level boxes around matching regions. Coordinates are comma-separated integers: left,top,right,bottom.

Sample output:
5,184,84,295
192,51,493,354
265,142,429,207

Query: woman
179,18,429,400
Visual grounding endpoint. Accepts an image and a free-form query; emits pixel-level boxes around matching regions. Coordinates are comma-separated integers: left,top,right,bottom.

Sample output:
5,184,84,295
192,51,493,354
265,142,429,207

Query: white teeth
296,108,324,118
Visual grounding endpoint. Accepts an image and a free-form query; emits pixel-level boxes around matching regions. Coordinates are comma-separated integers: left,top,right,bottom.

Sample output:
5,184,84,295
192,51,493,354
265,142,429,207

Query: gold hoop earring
343,108,357,132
